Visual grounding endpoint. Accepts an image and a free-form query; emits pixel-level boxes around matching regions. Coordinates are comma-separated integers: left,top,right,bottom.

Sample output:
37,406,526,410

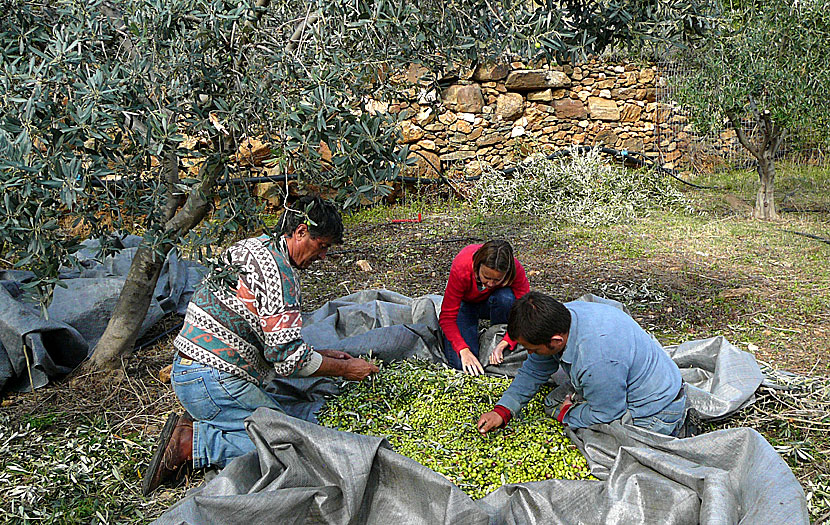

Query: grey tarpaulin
0,235,205,392
153,290,807,524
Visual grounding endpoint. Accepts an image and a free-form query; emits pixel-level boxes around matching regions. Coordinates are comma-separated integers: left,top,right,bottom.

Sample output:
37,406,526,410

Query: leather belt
177,350,195,361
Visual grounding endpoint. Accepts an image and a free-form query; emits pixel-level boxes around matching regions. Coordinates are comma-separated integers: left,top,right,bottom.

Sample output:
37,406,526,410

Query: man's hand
318,349,351,360
459,348,484,376
342,358,379,381
477,411,504,434
489,340,510,365
556,394,574,424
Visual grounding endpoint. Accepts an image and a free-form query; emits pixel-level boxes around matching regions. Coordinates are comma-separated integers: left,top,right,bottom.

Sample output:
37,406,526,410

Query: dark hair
508,291,571,345
279,195,343,243
472,240,517,286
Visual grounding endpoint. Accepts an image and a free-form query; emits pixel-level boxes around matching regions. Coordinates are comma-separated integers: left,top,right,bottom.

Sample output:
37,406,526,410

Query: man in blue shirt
477,292,687,436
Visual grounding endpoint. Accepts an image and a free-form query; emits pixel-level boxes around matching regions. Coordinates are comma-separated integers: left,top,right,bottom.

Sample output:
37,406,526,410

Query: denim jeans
443,287,516,370
632,391,687,437
171,354,286,469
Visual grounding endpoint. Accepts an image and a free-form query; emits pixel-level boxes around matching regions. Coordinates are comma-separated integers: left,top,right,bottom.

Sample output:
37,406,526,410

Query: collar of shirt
560,305,580,367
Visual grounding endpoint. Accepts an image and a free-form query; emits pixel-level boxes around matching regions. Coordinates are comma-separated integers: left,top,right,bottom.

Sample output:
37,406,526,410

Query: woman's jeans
443,287,515,370
171,354,286,469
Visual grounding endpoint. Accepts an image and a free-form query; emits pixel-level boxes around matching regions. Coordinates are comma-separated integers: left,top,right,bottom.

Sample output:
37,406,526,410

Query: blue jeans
171,354,286,469
443,287,516,370
632,391,687,437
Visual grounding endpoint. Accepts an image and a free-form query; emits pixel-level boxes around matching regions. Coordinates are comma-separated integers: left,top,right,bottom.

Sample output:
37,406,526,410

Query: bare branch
726,110,760,159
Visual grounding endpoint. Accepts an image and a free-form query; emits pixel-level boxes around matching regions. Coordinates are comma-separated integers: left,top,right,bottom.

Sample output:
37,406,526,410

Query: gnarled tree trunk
728,107,784,221
754,152,778,220
87,154,221,370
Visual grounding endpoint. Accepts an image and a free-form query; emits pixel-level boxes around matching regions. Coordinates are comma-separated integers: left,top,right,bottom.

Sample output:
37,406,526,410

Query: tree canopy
0,0,714,368
669,0,830,219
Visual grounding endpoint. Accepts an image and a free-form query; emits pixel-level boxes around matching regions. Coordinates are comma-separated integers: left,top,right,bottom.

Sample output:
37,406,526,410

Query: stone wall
393,58,676,179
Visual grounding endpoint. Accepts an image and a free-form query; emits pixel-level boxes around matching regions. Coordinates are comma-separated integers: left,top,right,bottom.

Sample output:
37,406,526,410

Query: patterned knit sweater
173,235,321,387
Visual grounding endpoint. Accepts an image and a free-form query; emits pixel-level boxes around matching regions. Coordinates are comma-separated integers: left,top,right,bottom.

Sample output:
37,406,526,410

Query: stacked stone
390,59,694,178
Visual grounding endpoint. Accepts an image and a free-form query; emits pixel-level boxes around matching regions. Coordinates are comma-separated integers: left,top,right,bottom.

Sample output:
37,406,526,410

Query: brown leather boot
142,412,194,496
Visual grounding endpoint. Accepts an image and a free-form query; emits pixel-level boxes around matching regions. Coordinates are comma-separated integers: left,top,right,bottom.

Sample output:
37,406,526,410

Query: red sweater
439,244,530,355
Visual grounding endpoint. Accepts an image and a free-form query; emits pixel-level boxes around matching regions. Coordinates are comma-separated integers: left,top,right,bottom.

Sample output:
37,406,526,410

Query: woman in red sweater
439,240,530,375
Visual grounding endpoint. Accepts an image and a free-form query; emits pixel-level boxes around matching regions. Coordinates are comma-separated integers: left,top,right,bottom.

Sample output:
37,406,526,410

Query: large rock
473,61,510,81
404,150,441,177
443,84,484,113
399,121,425,143
553,99,587,119
587,97,620,121
496,93,525,120
505,69,570,90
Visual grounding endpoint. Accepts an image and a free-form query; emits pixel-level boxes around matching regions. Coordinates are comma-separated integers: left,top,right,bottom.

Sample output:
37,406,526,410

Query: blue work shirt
496,301,682,429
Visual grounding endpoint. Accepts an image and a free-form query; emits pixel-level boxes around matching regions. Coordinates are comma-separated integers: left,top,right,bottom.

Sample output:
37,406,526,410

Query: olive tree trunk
728,109,784,221
754,153,778,220
87,154,220,370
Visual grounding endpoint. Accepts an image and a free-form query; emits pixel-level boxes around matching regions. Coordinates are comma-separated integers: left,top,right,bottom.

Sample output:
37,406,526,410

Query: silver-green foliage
0,413,158,523
472,148,689,227
0,0,713,314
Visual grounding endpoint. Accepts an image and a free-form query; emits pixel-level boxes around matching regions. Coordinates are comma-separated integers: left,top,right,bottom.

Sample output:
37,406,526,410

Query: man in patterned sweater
143,195,378,495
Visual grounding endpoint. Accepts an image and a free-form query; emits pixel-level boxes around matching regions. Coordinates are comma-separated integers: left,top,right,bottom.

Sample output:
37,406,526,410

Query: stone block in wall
511,126,526,138
453,120,473,134
399,120,425,143
645,88,657,103
572,133,586,143
505,70,570,90
469,127,483,141
440,150,476,162
496,93,525,120
406,63,432,85
418,139,437,151
664,149,681,162
588,97,620,121
443,84,484,113
473,61,510,82
477,134,502,147
553,99,588,119
405,150,441,177
622,137,644,152
595,129,619,145
639,69,656,83
596,79,615,90
527,89,553,102
424,123,446,133
620,104,644,123
415,108,435,126
438,112,458,125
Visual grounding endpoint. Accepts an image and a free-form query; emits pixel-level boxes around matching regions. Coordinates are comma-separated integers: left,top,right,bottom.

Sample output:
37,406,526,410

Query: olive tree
0,0,713,371
670,0,830,220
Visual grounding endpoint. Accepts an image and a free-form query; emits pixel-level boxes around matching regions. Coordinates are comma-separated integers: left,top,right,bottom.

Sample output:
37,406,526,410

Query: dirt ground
1,193,828,522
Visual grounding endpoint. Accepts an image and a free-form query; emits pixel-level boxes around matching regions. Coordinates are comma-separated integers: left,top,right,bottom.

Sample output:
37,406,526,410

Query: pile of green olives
317,359,595,500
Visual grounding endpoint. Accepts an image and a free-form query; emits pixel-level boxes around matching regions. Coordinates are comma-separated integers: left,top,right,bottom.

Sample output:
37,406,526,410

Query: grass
1,160,828,523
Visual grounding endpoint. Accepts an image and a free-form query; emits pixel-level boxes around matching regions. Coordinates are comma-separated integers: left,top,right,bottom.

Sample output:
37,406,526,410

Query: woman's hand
489,340,510,365
459,348,484,376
